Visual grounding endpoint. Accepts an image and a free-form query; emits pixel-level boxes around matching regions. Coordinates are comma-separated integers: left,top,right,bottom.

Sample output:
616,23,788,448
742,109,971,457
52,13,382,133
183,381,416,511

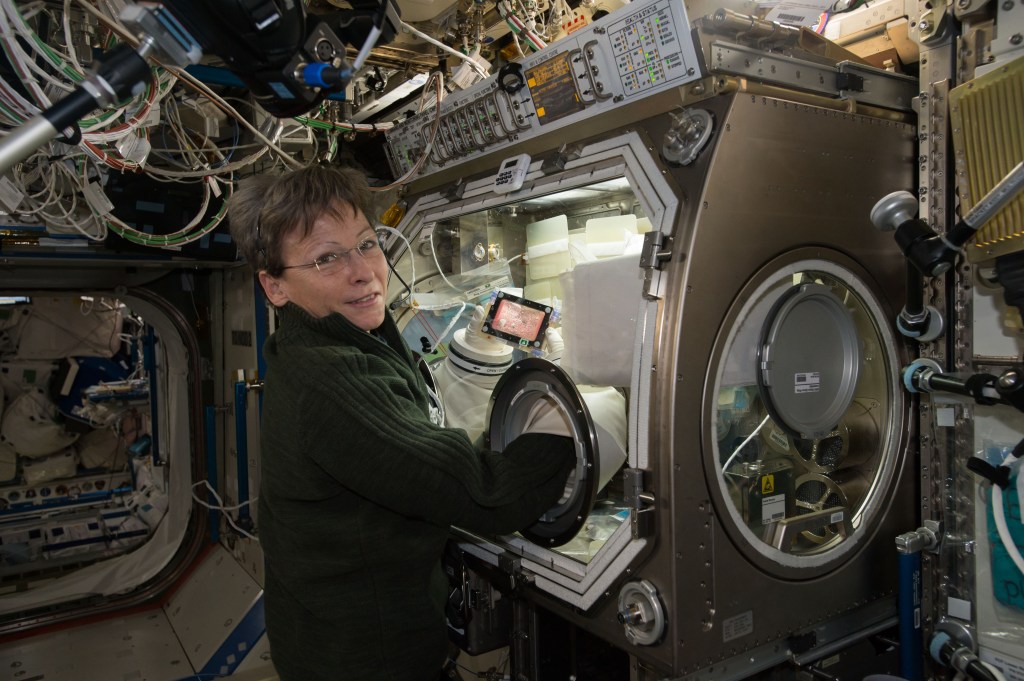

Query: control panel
384,0,701,178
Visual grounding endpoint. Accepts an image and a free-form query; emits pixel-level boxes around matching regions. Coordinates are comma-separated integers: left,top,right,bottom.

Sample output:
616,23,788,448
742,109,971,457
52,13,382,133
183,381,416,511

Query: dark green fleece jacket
258,303,575,681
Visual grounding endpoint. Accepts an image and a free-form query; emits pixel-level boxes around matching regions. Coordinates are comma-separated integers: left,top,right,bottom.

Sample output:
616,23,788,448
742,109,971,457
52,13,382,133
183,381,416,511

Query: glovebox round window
708,257,901,571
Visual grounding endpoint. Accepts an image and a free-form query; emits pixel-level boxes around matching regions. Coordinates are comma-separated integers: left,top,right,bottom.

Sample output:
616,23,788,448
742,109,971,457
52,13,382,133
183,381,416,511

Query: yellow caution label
761,475,775,494
527,77,537,87
536,107,546,117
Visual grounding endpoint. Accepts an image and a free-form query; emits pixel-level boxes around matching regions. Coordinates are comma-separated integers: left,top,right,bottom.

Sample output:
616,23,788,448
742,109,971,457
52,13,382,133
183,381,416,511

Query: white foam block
559,253,642,387
527,214,568,246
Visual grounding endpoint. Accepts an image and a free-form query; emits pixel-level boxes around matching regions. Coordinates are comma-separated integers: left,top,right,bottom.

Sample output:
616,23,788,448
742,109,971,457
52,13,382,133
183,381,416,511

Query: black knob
498,62,525,95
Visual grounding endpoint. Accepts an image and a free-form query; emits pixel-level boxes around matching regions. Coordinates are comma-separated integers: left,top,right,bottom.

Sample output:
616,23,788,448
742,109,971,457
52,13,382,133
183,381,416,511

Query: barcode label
794,371,821,394
762,494,786,524
777,13,805,22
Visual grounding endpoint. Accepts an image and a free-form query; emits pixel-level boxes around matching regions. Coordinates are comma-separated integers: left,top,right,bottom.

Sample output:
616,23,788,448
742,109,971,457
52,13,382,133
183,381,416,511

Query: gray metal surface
649,91,915,677
758,284,861,439
396,83,916,679
709,41,836,94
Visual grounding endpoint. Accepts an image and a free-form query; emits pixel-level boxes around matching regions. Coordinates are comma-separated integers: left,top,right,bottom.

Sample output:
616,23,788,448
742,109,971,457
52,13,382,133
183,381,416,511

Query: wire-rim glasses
279,231,384,275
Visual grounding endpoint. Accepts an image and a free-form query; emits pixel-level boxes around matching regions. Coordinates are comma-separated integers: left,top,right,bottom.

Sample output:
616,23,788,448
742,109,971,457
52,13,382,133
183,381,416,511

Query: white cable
103,180,230,246
546,0,569,31
352,24,382,71
429,225,457,291
499,1,547,49
0,71,40,119
400,20,488,78
0,30,49,109
424,301,466,354
191,480,258,541
72,0,305,170
0,0,64,101
1,1,259,247
0,33,62,100
370,71,443,191
2,0,75,78
12,148,107,240
981,661,1009,681
388,219,475,350
722,414,770,473
62,0,79,68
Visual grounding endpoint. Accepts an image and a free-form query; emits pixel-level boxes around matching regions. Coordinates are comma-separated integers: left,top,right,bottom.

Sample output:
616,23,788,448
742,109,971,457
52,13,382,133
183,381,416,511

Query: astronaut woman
226,164,576,681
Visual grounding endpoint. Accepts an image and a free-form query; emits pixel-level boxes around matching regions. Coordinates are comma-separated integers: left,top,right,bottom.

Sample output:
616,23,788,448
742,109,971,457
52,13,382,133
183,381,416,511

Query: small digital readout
481,293,553,348
525,51,586,125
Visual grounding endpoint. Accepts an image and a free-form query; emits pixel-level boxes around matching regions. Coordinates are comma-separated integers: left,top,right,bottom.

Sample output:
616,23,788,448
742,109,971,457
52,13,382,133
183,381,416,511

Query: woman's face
258,205,389,331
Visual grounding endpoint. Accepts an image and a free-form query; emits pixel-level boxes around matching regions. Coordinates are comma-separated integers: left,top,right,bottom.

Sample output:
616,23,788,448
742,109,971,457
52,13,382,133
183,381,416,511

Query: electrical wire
9,147,108,239
0,2,267,249
377,224,416,305
400,20,489,78
71,0,305,170
0,0,458,250
546,0,574,37
370,71,444,192
497,1,546,51
3,0,81,81
104,177,232,248
294,112,395,133
428,218,474,293
722,414,771,473
191,480,258,541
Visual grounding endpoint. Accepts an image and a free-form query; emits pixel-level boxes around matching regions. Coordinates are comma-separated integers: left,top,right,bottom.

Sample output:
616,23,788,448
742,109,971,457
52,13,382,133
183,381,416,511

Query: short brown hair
227,164,373,275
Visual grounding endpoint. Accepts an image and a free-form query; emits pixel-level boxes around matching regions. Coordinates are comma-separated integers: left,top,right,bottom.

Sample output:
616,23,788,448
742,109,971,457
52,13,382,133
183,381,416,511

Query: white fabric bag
0,388,79,458
14,297,122,360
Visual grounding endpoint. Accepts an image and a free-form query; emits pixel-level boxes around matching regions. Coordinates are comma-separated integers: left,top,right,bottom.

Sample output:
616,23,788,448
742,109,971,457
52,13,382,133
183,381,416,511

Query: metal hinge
498,552,532,590
623,468,655,538
640,230,672,300
541,142,584,174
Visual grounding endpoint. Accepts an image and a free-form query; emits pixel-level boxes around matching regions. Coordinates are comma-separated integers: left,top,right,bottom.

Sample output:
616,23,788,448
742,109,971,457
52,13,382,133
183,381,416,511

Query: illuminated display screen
525,52,585,125
482,294,553,347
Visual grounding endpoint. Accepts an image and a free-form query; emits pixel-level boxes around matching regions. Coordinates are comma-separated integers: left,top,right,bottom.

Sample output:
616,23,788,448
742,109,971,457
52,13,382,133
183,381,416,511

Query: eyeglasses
279,232,384,274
